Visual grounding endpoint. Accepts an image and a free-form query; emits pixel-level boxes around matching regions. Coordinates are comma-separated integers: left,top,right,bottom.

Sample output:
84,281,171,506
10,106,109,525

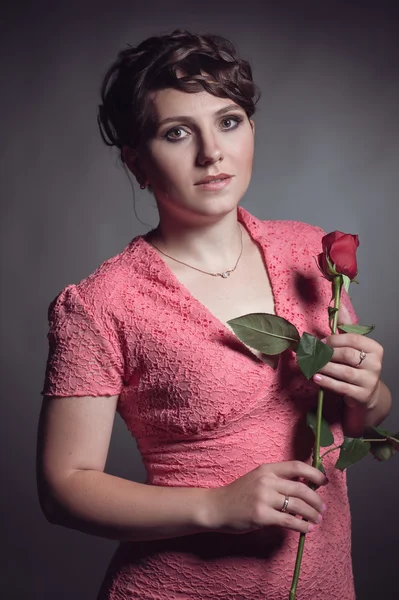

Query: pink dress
42,207,357,600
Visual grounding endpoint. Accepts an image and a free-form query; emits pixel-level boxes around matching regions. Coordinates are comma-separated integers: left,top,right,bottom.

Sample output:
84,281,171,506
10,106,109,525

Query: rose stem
289,275,343,599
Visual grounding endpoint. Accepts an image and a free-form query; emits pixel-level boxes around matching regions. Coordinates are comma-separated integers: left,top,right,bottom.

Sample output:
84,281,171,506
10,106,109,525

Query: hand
208,461,327,535
313,304,383,409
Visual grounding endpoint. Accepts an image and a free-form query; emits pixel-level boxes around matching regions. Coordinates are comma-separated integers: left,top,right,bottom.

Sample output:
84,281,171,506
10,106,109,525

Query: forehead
148,88,238,120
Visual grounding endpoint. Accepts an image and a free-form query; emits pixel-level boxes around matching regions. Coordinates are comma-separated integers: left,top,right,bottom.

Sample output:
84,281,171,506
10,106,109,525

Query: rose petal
329,234,359,279
321,231,346,252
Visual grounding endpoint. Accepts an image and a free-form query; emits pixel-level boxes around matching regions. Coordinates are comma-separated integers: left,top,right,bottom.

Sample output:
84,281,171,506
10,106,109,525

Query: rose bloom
318,231,359,280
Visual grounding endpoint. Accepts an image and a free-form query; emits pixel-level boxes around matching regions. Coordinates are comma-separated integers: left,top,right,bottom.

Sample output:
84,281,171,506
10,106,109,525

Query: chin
157,181,248,223
190,195,242,219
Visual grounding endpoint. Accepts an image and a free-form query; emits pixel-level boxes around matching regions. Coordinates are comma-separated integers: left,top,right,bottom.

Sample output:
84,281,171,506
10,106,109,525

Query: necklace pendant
220,271,230,278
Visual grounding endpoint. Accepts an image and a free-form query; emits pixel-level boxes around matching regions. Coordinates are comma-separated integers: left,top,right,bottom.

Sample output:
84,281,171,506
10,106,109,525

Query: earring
140,183,146,190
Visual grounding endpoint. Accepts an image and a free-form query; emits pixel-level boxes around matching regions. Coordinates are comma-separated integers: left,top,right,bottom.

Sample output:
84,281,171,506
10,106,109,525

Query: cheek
236,129,254,158
233,137,254,172
150,147,191,187
147,157,182,190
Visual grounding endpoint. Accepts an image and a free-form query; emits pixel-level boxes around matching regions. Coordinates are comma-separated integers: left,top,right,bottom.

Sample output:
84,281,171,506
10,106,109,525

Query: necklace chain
148,224,243,279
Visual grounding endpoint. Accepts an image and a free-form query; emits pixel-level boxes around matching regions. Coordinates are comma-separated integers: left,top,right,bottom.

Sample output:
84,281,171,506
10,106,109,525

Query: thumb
337,303,352,326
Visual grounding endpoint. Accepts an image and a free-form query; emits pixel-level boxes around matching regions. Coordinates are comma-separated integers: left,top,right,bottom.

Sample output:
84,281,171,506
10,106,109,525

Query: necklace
148,224,243,279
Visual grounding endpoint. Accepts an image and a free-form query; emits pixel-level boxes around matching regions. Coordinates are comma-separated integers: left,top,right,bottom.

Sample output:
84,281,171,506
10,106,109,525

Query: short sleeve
41,284,124,397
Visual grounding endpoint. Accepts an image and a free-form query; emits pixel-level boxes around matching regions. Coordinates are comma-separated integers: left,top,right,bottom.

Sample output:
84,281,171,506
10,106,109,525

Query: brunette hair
97,29,260,158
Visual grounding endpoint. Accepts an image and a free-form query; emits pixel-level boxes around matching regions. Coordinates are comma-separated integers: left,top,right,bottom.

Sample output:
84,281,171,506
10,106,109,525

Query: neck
147,208,244,271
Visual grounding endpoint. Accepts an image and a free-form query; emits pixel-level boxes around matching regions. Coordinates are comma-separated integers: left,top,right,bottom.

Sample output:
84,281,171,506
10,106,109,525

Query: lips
194,174,232,185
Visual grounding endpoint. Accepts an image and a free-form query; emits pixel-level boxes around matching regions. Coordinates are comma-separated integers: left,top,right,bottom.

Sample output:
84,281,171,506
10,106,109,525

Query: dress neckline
137,207,279,353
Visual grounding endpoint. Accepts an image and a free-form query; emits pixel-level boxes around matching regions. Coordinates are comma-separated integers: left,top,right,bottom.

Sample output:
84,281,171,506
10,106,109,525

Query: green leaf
371,426,393,438
296,333,334,379
374,427,399,449
306,410,334,447
335,437,370,471
227,313,300,355
370,440,397,462
341,274,351,293
337,324,375,336
387,433,399,452
368,426,399,455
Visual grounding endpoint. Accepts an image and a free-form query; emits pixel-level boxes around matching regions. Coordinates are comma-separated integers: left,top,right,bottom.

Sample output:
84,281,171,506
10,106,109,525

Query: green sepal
296,333,334,380
306,410,334,447
325,253,338,277
335,437,370,471
341,274,351,293
227,313,300,356
337,324,375,336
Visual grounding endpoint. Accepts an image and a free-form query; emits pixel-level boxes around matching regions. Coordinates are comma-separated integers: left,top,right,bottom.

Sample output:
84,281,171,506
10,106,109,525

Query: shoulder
239,207,324,243
48,235,145,322
261,219,326,258
263,219,325,241
239,207,326,257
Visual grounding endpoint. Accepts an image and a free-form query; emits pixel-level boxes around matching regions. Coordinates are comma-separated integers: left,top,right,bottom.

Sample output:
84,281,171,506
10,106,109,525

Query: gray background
1,1,398,598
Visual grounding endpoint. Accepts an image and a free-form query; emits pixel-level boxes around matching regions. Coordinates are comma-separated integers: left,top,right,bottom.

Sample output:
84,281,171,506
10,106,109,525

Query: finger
276,479,326,514
313,371,377,403
321,347,380,371
275,493,321,525
323,332,381,355
274,510,317,534
270,461,327,487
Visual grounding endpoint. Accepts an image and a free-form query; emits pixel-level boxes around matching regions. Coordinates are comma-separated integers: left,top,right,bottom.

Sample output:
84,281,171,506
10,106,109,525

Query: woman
37,29,391,600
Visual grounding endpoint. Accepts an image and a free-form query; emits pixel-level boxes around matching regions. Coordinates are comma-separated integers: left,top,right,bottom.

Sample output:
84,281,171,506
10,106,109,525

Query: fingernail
321,503,327,513
314,374,322,382
308,524,315,532
317,514,323,523
320,338,327,344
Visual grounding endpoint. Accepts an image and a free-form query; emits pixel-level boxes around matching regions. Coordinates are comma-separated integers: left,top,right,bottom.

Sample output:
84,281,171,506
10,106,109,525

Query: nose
196,131,223,166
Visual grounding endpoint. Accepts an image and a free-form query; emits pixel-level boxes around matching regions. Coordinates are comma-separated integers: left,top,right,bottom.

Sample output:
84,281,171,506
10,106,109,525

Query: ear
250,119,255,135
122,146,139,176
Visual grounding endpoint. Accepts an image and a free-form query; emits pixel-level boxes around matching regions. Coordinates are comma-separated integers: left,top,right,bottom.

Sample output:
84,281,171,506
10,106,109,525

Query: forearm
343,379,392,438
44,469,216,542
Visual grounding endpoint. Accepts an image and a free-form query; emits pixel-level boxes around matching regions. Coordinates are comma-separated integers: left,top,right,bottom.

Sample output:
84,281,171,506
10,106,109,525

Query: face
126,88,255,224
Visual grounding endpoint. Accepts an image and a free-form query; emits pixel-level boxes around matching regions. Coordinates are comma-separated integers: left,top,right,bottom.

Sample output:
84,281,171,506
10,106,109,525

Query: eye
164,127,189,142
220,115,243,130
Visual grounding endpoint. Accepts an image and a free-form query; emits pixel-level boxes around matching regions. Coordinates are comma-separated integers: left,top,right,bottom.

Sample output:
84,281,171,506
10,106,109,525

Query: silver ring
281,496,290,513
356,350,367,368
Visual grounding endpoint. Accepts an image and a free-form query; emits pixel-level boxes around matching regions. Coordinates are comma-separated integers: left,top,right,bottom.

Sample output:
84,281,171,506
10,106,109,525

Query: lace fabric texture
42,208,357,600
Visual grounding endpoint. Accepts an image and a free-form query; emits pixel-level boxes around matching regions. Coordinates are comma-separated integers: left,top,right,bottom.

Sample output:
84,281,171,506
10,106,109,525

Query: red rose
317,230,359,280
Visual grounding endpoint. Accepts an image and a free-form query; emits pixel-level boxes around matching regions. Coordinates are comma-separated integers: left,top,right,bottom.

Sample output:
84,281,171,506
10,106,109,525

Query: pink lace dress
42,207,357,600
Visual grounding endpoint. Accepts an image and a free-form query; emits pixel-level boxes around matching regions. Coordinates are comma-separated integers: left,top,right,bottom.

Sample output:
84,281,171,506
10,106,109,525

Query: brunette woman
38,29,391,600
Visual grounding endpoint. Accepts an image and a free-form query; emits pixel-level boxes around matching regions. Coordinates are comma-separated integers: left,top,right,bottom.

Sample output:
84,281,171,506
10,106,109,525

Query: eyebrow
157,103,246,127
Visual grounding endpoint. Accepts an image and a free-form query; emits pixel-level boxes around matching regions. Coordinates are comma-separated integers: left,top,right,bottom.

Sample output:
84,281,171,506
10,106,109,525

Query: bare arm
343,379,392,438
36,395,326,542
36,394,213,541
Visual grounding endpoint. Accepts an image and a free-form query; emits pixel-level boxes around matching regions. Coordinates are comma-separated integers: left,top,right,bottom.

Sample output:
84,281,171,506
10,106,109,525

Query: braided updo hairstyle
97,29,260,159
